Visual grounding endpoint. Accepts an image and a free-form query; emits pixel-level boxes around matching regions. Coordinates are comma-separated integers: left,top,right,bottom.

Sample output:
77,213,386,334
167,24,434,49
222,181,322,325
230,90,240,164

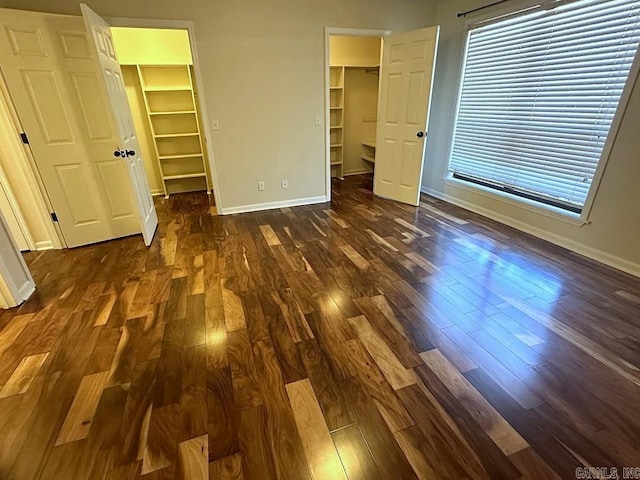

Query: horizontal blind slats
449,0,640,209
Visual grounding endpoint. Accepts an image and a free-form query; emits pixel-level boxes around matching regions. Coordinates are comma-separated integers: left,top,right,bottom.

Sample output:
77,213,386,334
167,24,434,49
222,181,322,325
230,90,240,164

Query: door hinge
20,132,29,144
50,212,58,222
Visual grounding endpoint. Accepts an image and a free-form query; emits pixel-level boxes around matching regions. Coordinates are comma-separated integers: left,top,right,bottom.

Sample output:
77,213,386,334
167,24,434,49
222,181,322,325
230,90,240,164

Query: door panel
58,32,93,59
21,70,74,143
96,159,136,219
6,26,47,56
374,26,440,206
0,9,141,247
81,4,158,246
70,72,113,141
55,163,99,226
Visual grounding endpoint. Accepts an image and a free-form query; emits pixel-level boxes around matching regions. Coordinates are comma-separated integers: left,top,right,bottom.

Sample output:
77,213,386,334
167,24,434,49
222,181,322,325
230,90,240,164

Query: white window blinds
449,0,640,212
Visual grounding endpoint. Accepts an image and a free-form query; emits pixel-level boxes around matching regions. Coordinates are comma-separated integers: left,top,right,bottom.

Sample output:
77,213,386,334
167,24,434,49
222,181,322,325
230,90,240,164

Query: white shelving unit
362,141,376,165
138,65,211,197
329,65,344,178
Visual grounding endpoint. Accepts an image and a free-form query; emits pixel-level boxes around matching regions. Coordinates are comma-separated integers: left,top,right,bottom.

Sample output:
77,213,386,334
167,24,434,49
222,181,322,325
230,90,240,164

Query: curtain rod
457,0,514,18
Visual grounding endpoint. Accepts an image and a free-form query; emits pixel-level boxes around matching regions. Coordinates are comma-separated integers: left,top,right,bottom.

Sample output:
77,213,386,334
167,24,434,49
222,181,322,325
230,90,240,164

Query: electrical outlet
315,115,322,126
212,119,220,130
258,181,265,191
281,179,288,189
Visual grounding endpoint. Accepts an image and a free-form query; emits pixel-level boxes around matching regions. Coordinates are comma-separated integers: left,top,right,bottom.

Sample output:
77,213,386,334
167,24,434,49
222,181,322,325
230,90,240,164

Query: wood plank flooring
1,174,640,479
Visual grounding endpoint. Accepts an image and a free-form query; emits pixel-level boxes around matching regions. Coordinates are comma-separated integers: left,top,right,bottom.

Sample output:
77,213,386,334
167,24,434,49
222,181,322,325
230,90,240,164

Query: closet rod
457,0,514,17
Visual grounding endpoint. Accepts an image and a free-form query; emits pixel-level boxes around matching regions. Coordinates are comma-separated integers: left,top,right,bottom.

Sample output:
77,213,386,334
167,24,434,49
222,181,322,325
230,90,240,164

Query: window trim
445,0,640,225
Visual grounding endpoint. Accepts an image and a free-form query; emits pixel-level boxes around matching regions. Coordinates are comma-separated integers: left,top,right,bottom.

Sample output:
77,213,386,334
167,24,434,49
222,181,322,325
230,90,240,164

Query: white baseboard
34,240,55,251
151,189,165,197
343,169,373,176
421,186,640,278
220,195,328,215
17,281,35,302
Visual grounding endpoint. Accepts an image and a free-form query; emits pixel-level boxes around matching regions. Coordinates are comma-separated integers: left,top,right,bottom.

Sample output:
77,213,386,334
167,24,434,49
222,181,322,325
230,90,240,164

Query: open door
81,4,158,246
374,26,439,206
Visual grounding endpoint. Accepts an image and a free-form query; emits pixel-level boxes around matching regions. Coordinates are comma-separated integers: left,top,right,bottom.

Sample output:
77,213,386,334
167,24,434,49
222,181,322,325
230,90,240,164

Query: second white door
81,4,158,246
374,26,440,206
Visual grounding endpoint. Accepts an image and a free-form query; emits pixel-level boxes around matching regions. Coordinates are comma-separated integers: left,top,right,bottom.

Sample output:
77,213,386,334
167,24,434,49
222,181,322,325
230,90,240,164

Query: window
449,0,640,213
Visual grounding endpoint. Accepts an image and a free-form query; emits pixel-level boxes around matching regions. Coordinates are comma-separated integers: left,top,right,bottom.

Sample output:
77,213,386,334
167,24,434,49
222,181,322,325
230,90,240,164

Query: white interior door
0,9,142,248
81,4,158,246
374,26,440,206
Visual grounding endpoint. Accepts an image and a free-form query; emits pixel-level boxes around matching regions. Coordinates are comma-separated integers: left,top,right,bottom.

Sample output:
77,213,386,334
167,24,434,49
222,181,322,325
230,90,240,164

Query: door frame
0,167,29,250
324,27,391,202
0,209,35,309
0,68,65,250
107,16,223,211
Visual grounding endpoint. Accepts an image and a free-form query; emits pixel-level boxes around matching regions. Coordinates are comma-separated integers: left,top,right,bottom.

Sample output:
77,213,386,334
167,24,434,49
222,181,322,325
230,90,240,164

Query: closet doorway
325,26,440,207
328,35,383,182
111,27,213,199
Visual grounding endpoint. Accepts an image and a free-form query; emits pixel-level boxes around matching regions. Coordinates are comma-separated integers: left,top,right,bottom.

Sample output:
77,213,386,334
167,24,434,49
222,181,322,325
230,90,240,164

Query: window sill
442,176,589,227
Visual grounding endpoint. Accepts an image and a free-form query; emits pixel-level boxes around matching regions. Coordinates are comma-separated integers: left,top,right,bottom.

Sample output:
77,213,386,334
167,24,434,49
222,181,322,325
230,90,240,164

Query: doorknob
417,131,426,138
125,150,135,157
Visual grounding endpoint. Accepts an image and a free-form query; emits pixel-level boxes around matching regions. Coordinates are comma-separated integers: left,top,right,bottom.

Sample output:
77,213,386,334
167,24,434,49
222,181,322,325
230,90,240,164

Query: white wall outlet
315,115,322,126
281,179,288,189
212,119,220,130
258,181,265,191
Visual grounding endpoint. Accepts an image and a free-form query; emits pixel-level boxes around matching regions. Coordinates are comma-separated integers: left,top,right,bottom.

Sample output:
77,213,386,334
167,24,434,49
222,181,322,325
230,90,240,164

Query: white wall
330,36,381,66
0,0,437,212
343,68,377,176
422,0,640,275
111,27,192,65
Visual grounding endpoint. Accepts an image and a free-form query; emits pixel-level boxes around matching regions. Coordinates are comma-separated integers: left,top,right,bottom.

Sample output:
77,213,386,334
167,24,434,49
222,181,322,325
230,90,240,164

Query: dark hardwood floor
1,173,640,479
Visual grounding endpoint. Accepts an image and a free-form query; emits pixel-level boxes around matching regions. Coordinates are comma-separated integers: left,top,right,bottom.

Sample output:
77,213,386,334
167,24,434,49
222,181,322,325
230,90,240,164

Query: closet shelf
149,110,196,116
154,132,199,138
330,125,343,129
362,142,376,164
330,86,343,90
144,86,192,92
163,173,207,181
330,161,343,166
158,153,203,160
330,144,343,148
